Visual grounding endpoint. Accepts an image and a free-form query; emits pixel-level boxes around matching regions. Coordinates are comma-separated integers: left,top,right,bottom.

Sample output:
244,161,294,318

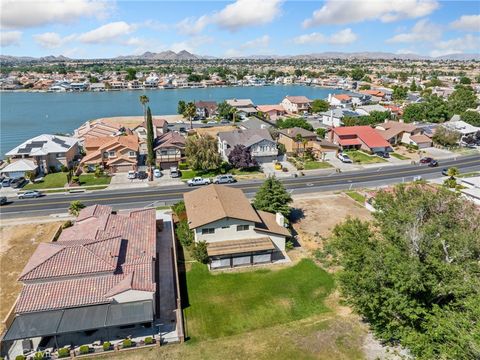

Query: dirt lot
0,222,64,328
290,193,373,253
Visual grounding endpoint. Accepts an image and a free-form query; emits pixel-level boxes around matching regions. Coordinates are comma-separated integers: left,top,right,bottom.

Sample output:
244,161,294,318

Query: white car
187,177,211,186
153,169,162,178
337,153,353,163
127,170,136,180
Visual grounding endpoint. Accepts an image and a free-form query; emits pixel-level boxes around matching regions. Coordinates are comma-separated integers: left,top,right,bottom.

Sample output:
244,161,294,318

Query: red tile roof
285,96,312,104
333,126,391,149
15,205,157,313
333,94,352,101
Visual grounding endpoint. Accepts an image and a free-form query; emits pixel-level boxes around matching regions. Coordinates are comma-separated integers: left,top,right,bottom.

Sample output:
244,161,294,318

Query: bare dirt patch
0,222,64,328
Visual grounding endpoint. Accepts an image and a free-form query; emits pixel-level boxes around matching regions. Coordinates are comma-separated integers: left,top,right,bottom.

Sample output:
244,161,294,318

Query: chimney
275,212,285,227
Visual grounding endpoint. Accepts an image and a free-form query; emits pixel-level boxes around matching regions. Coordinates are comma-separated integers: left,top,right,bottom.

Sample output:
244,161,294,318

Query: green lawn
390,153,410,160
184,259,334,341
344,151,387,164
345,191,366,204
303,161,333,170
24,172,68,189
78,174,111,186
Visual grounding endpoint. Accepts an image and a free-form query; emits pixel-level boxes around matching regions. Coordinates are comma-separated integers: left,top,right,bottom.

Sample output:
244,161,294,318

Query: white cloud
77,22,136,44
171,36,213,54
241,35,270,49
293,28,357,45
0,30,21,47
450,14,480,32
1,0,111,29
430,34,480,57
215,0,282,31
303,0,438,27
176,16,210,36
386,19,441,43
33,32,76,49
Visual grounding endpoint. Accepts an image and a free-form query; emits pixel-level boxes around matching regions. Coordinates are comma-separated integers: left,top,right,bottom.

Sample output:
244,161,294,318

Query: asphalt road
1,154,479,219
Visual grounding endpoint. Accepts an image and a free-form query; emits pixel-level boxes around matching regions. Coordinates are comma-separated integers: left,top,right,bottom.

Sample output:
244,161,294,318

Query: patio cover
3,301,153,341
207,237,275,257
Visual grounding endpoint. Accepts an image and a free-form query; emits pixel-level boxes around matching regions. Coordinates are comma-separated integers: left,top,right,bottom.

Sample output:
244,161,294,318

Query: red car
420,157,434,164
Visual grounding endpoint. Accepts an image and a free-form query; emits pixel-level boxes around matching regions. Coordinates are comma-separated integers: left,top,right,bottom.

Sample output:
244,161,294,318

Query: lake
0,85,346,157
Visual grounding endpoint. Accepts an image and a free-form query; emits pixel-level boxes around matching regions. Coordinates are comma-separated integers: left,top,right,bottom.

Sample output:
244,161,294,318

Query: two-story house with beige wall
184,185,290,269
154,132,186,169
281,96,312,114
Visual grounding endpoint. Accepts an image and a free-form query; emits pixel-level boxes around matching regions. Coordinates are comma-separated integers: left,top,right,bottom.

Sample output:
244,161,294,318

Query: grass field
184,259,334,341
344,151,387,164
390,153,409,160
345,191,366,204
303,161,333,170
24,172,68,189
78,174,111,186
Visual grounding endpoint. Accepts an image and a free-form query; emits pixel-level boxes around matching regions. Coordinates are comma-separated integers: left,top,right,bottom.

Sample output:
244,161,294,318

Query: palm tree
447,167,460,179
69,201,86,216
139,95,149,122
184,101,197,129
230,108,238,124
302,138,309,160
295,134,303,157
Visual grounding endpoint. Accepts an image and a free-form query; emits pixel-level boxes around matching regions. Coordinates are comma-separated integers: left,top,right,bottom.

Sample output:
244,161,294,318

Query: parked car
213,174,236,184
420,157,433,164
375,151,390,158
137,171,148,180
170,167,180,178
153,169,162,178
0,196,7,205
11,177,26,189
187,177,211,186
428,160,439,167
413,175,423,181
337,153,353,163
1,178,11,187
127,170,136,180
18,190,42,199
441,168,449,176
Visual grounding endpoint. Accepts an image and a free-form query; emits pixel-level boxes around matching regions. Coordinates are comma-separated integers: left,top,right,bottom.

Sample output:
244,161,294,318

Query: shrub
71,175,80,184
172,201,186,216
443,178,457,188
57,348,70,358
102,341,111,351
25,170,36,182
192,241,209,263
175,220,194,247
144,337,154,345
79,345,90,355
60,165,68,172
285,240,294,251
178,162,189,170
15,356,26,360
122,339,133,348
33,352,44,360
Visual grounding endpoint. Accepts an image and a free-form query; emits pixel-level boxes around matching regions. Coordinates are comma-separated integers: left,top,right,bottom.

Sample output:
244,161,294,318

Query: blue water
0,85,346,157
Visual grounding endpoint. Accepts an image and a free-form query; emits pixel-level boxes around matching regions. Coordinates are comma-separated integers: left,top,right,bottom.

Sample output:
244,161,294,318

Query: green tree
139,95,149,122
125,68,136,81
175,220,194,247
392,85,408,100
310,99,329,113
69,201,86,216
461,110,480,126
329,184,480,360
276,117,313,131
350,68,365,81
294,69,303,77
409,79,418,92
185,135,221,170
191,241,209,263
433,126,461,146
177,100,186,115
459,76,471,85
217,101,234,120
316,128,327,138
183,101,197,129
146,107,155,168
253,176,292,217
294,133,303,156
448,86,477,115
447,167,460,179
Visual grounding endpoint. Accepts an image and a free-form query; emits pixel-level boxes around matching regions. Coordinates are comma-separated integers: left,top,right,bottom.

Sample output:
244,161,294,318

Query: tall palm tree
139,95,149,122
447,167,460,179
295,134,303,157
184,102,197,129
230,107,238,124
69,201,86,216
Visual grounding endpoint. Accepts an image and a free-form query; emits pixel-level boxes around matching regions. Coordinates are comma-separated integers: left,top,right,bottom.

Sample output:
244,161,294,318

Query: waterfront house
329,126,392,153
281,96,312,114
2,205,158,356
277,127,339,158
218,128,278,163
75,121,126,144
81,135,139,173
5,134,79,175
195,101,218,118
225,98,257,118
184,185,290,269
327,93,352,107
133,118,168,154
375,121,432,148
256,104,286,120
154,132,186,169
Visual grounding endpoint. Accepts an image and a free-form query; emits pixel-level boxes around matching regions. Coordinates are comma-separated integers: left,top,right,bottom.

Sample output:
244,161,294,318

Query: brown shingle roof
154,131,186,150
184,184,261,229
285,96,312,104
254,210,290,236
278,127,316,139
207,237,275,256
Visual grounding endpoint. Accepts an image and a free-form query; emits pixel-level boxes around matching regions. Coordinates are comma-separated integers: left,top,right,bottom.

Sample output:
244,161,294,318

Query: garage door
158,162,177,170
112,164,134,173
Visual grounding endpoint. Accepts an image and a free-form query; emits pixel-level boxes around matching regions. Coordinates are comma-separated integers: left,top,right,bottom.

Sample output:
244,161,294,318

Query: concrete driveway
261,160,297,178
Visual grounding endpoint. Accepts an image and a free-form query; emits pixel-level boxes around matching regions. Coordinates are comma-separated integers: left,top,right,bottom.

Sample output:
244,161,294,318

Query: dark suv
11,177,26,189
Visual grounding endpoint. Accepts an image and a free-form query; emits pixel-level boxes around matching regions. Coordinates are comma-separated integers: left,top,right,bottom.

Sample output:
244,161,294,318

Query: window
108,151,115,157
160,150,168,155
201,228,215,235
237,225,249,231
221,225,229,229
103,152,108,158
128,151,136,157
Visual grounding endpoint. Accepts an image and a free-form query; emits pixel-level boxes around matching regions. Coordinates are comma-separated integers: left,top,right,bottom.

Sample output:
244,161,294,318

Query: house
238,117,273,131
442,120,480,138
154,132,186,169
75,121,125,144
2,205,158,352
133,118,168,154
375,121,432,148
359,89,386,102
195,101,218,118
217,129,278,163
320,108,360,127
5,134,79,175
184,185,290,269
281,96,312,114
256,104,286,120
355,104,390,116
278,127,339,157
0,159,38,179
81,135,139,173
225,99,257,118
329,126,392,153
327,93,352,107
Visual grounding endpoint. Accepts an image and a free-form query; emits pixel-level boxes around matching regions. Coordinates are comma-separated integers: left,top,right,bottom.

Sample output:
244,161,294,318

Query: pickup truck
187,177,211,186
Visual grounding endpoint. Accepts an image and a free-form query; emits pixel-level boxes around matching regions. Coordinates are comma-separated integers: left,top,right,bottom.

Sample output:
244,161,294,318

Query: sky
0,0,479,58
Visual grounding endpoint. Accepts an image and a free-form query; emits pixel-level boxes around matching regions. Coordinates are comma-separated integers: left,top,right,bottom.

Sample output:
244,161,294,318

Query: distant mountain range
1,50,479,62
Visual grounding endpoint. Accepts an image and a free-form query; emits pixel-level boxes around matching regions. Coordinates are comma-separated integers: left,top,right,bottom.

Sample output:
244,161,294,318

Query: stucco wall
195,218,258,243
